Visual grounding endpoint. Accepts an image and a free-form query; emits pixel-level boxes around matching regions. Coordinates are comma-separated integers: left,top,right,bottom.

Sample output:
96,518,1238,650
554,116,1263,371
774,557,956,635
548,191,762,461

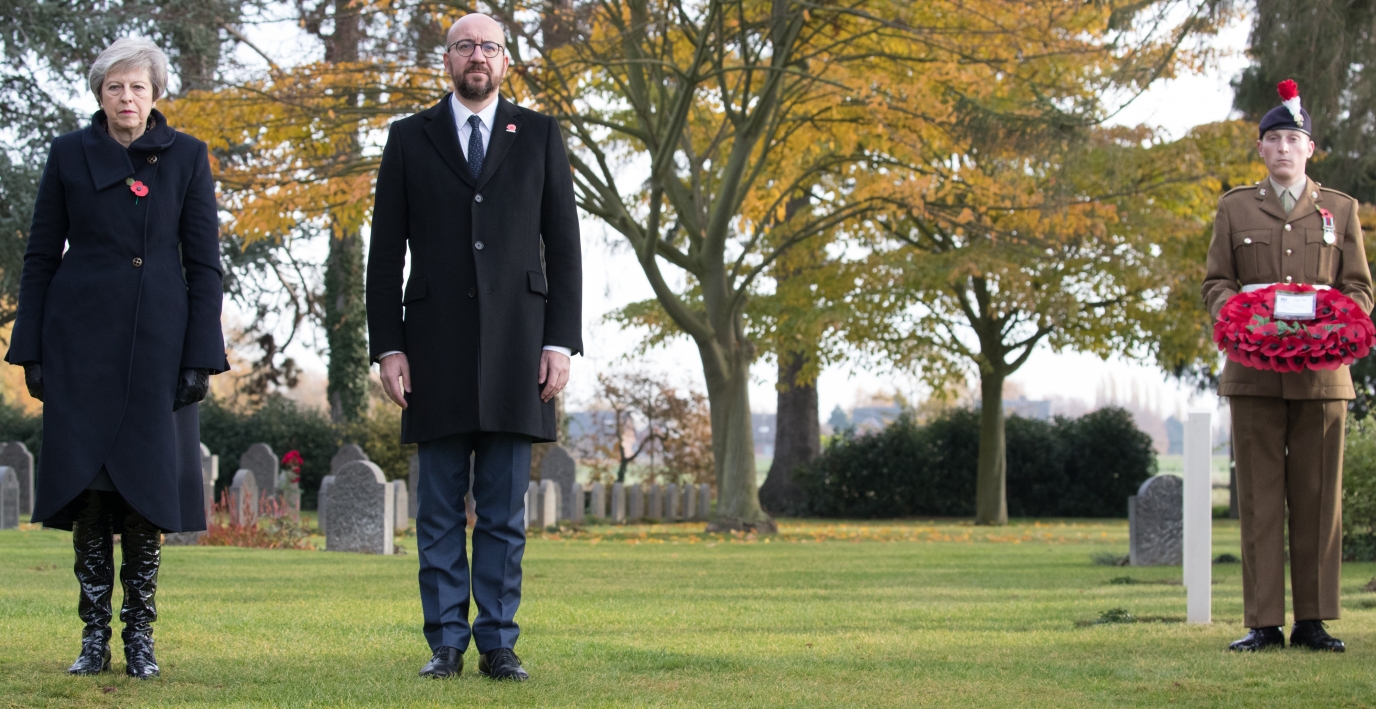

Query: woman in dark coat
4,38,228,679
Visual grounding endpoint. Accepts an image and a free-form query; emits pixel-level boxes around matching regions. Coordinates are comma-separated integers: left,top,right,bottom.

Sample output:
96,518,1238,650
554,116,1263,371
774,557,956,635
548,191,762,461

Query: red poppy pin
125,177,148,203
506,124,517,133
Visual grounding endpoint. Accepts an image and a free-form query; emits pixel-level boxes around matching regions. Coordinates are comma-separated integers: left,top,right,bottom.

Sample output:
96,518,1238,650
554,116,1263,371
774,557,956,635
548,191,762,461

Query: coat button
1312,192,1318,199
147,155,157,164
132,257,143,267
1287,249,1293,255
1285,224,1292,231
1243,238,1252,244
475,194,483,203
474,241,485,251
468,288,476,298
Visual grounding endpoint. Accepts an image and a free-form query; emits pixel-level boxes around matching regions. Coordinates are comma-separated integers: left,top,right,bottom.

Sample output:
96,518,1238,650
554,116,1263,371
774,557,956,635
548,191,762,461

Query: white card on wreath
1274,291,1317,320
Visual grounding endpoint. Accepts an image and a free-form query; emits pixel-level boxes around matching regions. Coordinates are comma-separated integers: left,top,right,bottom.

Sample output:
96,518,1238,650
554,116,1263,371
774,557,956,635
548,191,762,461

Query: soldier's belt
1241,283,1332,293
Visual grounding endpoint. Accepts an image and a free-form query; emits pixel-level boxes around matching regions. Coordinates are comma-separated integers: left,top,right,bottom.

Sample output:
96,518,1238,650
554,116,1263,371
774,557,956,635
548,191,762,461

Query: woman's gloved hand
172,368,210,411
23,363,42,402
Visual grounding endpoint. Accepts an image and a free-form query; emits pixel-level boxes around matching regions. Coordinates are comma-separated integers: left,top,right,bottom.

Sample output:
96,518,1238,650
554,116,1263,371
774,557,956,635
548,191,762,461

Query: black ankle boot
68,491,114,675
120,510,161,679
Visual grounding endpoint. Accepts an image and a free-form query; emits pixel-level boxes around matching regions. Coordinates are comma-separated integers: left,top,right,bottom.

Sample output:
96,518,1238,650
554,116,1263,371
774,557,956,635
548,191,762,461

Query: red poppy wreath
1213,284,1376,372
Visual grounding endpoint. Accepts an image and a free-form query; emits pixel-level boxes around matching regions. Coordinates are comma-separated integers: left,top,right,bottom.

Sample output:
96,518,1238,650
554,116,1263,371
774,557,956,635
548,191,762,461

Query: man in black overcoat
365,13,582,681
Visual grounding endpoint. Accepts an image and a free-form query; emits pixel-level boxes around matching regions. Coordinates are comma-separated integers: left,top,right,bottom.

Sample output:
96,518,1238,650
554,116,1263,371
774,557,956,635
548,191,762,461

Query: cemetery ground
3,520,1376,708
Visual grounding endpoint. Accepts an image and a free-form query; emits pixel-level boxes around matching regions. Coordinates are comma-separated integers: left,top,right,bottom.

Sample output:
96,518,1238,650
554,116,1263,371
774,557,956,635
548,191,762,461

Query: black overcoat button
132,257,143,267
475,194,483,203
474,241,485,250
468,288,476,298
147,155,157,164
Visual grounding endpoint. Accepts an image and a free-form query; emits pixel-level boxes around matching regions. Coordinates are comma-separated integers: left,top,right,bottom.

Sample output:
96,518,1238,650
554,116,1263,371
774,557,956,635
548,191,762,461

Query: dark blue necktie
466,114,484,179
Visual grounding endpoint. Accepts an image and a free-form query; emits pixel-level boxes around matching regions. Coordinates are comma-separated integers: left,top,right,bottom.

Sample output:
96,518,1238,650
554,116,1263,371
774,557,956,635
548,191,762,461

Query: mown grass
3,518,1376,708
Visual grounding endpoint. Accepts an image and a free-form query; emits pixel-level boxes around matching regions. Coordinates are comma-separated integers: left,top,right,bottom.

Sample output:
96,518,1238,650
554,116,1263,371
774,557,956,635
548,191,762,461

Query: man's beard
457,69,497,100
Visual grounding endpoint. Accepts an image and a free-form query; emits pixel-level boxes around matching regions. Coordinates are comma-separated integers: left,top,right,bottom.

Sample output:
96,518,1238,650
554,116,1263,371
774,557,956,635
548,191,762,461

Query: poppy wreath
1213,284,1376,372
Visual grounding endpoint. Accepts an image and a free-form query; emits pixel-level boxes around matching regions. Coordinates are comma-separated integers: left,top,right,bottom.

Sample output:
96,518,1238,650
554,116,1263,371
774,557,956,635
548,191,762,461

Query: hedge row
795,406,1157,518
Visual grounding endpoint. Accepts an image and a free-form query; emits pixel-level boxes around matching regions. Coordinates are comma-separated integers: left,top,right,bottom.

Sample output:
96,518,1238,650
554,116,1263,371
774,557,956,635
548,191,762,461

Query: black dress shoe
1291,620,1345,652
419,647,463,678
478,648,529,681
1228,626,1285,651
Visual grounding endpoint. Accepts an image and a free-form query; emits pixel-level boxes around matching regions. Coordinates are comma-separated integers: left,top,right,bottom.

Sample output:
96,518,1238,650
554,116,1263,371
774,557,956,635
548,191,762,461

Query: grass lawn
3,518,1376,708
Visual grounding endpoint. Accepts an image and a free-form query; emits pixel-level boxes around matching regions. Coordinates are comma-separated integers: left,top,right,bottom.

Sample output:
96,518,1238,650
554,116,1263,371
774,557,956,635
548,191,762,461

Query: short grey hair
88,38,170,101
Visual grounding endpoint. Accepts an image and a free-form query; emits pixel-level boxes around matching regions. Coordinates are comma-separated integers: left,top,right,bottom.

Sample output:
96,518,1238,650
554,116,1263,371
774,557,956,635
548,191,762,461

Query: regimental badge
1319,207,1336,244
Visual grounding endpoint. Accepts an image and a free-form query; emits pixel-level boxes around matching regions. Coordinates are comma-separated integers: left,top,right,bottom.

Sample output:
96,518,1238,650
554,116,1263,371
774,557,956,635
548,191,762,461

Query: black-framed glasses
449,40,505,58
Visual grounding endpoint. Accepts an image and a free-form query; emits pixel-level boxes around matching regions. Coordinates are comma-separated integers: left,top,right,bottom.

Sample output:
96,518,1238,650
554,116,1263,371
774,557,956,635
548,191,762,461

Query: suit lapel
423,95,476,188
82,114,135,191
476,98,521,191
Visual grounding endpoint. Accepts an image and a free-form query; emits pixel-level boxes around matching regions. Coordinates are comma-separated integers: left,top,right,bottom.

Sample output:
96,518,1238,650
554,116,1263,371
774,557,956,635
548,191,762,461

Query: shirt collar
450,94,500,133
1269,176,1307,201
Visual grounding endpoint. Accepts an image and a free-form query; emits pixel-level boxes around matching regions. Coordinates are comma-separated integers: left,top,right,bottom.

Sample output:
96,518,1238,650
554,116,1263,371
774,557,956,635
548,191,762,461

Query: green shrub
1343,417,1376,560
796,406,1156,518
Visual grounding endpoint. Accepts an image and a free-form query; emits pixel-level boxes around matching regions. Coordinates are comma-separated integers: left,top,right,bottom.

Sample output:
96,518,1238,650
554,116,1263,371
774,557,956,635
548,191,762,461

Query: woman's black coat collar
82,108,176,191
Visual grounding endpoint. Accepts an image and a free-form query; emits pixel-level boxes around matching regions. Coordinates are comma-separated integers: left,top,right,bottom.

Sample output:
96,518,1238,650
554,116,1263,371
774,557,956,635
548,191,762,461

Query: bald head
443,13,510,109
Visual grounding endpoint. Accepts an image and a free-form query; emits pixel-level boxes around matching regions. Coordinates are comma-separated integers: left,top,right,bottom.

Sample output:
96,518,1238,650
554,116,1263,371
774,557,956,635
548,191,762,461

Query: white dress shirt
379,95,571,361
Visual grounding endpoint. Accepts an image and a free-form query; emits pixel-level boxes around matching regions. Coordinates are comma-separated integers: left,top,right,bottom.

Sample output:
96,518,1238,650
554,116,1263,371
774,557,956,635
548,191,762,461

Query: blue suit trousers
416,432,531,652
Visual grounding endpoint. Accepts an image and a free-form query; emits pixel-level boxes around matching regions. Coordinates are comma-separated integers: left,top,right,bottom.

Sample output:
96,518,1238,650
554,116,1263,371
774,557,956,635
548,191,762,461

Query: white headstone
628,483,645,521
229,469,259,521
539,479,560,528
391,480,409,533
325,461,394,554
569,481,585,522
0,466,18,529
590,482,606,519
683,483,697,520
1184,410,1213,624
239,443,278,500
648,484,663,519
611,482,625,523
0,442,35,516
666,483,680,521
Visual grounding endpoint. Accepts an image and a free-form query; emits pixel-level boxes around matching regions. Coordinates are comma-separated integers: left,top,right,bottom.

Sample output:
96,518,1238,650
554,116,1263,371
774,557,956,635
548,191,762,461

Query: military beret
1259,79,1311,137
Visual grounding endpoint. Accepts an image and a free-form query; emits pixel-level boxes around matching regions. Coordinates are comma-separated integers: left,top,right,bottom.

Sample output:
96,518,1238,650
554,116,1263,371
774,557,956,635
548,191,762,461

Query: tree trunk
758,349,818,515
975,368,1008,525
700,342,773,531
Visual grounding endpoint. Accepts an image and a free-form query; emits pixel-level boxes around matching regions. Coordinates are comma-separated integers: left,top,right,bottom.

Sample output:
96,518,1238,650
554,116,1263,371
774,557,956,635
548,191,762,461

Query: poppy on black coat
5,109,229,533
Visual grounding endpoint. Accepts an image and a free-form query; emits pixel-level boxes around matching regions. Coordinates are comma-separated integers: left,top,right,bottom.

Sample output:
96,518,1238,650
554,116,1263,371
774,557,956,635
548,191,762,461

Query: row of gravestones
524,479,713,529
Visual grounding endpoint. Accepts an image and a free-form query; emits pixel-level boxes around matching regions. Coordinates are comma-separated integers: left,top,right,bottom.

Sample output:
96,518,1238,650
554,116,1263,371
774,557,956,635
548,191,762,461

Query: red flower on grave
281,450,303,485
1214,284,1375,372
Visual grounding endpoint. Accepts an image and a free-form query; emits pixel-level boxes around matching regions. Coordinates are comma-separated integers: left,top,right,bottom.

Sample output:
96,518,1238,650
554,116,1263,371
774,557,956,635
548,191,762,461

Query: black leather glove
22,363,42,402
173,368,210,411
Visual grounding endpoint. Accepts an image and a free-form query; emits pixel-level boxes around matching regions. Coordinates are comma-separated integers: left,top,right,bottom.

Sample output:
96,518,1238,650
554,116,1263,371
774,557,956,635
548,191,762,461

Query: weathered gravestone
628,483,645,520
325,461,394,555
539,479,560,527
407,453,419,519
611,482,625,523
666,483,680,521
390,480,409,533
229,469,259,520
697,484,712,520
0,466,18,529
239,443,278,502
683,482,697,520
525,481,540,530
648,484,664,520
539,446,578,519
318,476,336,534
0,442,35,516
589,482,606,519
165,444,219,546
569,481,585,523
1130,474,1183,566
331,444,369,473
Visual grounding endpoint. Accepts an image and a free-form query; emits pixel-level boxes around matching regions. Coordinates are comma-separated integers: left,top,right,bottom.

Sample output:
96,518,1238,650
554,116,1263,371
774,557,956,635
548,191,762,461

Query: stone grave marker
539,479,560,527
697,484,712,520
589,482,606,519
0,442,34,516
318,476,336,534
628,483,645,520
666,483,680,521
683,483,697,520
390,480,409,533
331,444,369,473
1130,474,1183,566
525,481,540,530
569,481,585,523
539,446,578,519
611,482,625,523
239,443,278,501
407,453,419,519
0,467,18,529
325,461,394,555
229,469,259,520
648,484,663,520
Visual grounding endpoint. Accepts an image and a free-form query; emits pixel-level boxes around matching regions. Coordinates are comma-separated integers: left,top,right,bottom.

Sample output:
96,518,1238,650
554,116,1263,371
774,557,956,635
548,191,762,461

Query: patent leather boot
120,510,161,679
68,491,115,675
